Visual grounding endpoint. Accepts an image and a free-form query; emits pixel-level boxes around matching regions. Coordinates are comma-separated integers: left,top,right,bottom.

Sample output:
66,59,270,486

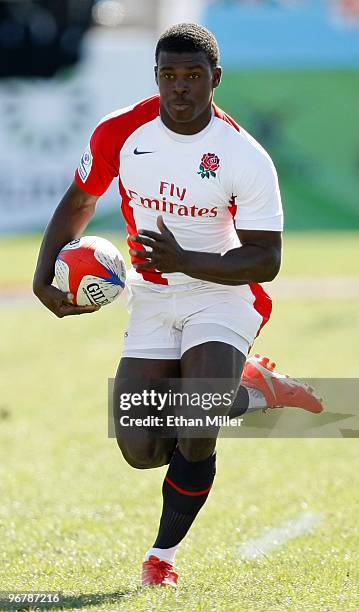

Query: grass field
1,231,359,286
1,232,359,611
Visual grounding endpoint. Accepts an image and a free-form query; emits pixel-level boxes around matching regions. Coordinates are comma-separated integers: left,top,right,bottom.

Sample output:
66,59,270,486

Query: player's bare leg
114,357,181,587
114,351,322,587
142,342,246,586
113,358,179,469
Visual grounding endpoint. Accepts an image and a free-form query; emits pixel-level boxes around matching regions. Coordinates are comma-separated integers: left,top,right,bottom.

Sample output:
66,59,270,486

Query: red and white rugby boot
142,555,178,587
242,354,324,413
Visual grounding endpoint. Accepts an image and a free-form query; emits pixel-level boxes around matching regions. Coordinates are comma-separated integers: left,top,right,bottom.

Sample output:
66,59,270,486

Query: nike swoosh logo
134,147,155,155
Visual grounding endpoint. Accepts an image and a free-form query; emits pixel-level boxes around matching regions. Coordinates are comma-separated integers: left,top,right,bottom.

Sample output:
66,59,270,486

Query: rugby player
33,23,323,587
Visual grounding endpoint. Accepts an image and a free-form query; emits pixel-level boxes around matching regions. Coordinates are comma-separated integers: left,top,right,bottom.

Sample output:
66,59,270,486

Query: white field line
238,511,322,560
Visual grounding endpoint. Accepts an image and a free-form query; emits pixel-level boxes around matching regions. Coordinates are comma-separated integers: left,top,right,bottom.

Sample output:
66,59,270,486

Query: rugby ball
55,236,126,306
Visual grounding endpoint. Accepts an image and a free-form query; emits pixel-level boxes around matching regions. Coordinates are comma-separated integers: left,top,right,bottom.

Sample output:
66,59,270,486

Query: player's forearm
33,184,96,292
180,244,281,285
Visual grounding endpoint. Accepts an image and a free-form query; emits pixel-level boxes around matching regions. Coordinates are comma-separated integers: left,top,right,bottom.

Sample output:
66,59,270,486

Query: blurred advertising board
0,30,156,233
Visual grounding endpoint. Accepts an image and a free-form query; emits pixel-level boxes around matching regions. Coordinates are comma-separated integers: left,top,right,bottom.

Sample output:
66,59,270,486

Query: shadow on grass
59,590,141,609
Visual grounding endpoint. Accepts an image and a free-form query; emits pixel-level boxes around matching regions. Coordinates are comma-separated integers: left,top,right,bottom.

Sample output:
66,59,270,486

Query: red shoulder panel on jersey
212,103,241,132
75,95,160,197
75,95,168,284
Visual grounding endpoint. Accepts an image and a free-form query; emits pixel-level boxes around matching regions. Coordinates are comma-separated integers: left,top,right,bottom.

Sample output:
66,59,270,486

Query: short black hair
155,23,220,71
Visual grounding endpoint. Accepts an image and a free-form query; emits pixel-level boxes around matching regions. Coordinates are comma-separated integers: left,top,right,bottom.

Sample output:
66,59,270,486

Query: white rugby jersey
75,95,282,319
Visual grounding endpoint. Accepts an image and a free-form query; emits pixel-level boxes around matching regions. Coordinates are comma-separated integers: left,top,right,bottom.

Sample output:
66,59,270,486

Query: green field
1,233,358,610
1,231,358,286
216,70,359,231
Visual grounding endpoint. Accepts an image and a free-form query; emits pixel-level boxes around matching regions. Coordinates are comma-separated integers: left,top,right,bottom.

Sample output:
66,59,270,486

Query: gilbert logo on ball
55,236,126,306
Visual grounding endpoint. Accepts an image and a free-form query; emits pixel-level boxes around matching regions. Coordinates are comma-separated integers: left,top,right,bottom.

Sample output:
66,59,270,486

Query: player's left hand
129,216,186,273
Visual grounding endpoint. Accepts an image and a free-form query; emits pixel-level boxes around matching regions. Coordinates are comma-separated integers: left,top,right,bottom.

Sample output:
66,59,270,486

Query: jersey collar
158,110,215,143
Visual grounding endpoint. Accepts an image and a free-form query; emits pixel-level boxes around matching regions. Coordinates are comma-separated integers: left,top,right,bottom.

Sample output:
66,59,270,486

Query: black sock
228,385,250,417
153,447,216,549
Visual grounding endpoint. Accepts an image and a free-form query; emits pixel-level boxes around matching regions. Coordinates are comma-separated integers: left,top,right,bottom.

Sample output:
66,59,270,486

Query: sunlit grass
1,233,358,610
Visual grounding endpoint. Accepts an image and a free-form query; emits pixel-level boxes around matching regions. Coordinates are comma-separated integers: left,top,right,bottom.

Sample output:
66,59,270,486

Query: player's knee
179,438,216,463
117,436,169,469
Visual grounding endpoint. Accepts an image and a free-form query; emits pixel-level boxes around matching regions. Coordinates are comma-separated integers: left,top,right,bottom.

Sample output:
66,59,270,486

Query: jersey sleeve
75,120,119,197
232,140,283,232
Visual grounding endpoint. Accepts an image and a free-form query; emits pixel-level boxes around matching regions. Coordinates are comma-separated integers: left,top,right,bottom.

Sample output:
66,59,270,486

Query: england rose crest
198,153,220,179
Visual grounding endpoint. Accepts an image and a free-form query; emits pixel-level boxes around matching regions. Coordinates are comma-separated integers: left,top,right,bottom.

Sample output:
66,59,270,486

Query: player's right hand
33,284,100,318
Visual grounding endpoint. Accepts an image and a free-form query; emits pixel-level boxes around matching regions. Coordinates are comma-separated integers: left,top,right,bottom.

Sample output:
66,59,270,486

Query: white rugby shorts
122,281,270,360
